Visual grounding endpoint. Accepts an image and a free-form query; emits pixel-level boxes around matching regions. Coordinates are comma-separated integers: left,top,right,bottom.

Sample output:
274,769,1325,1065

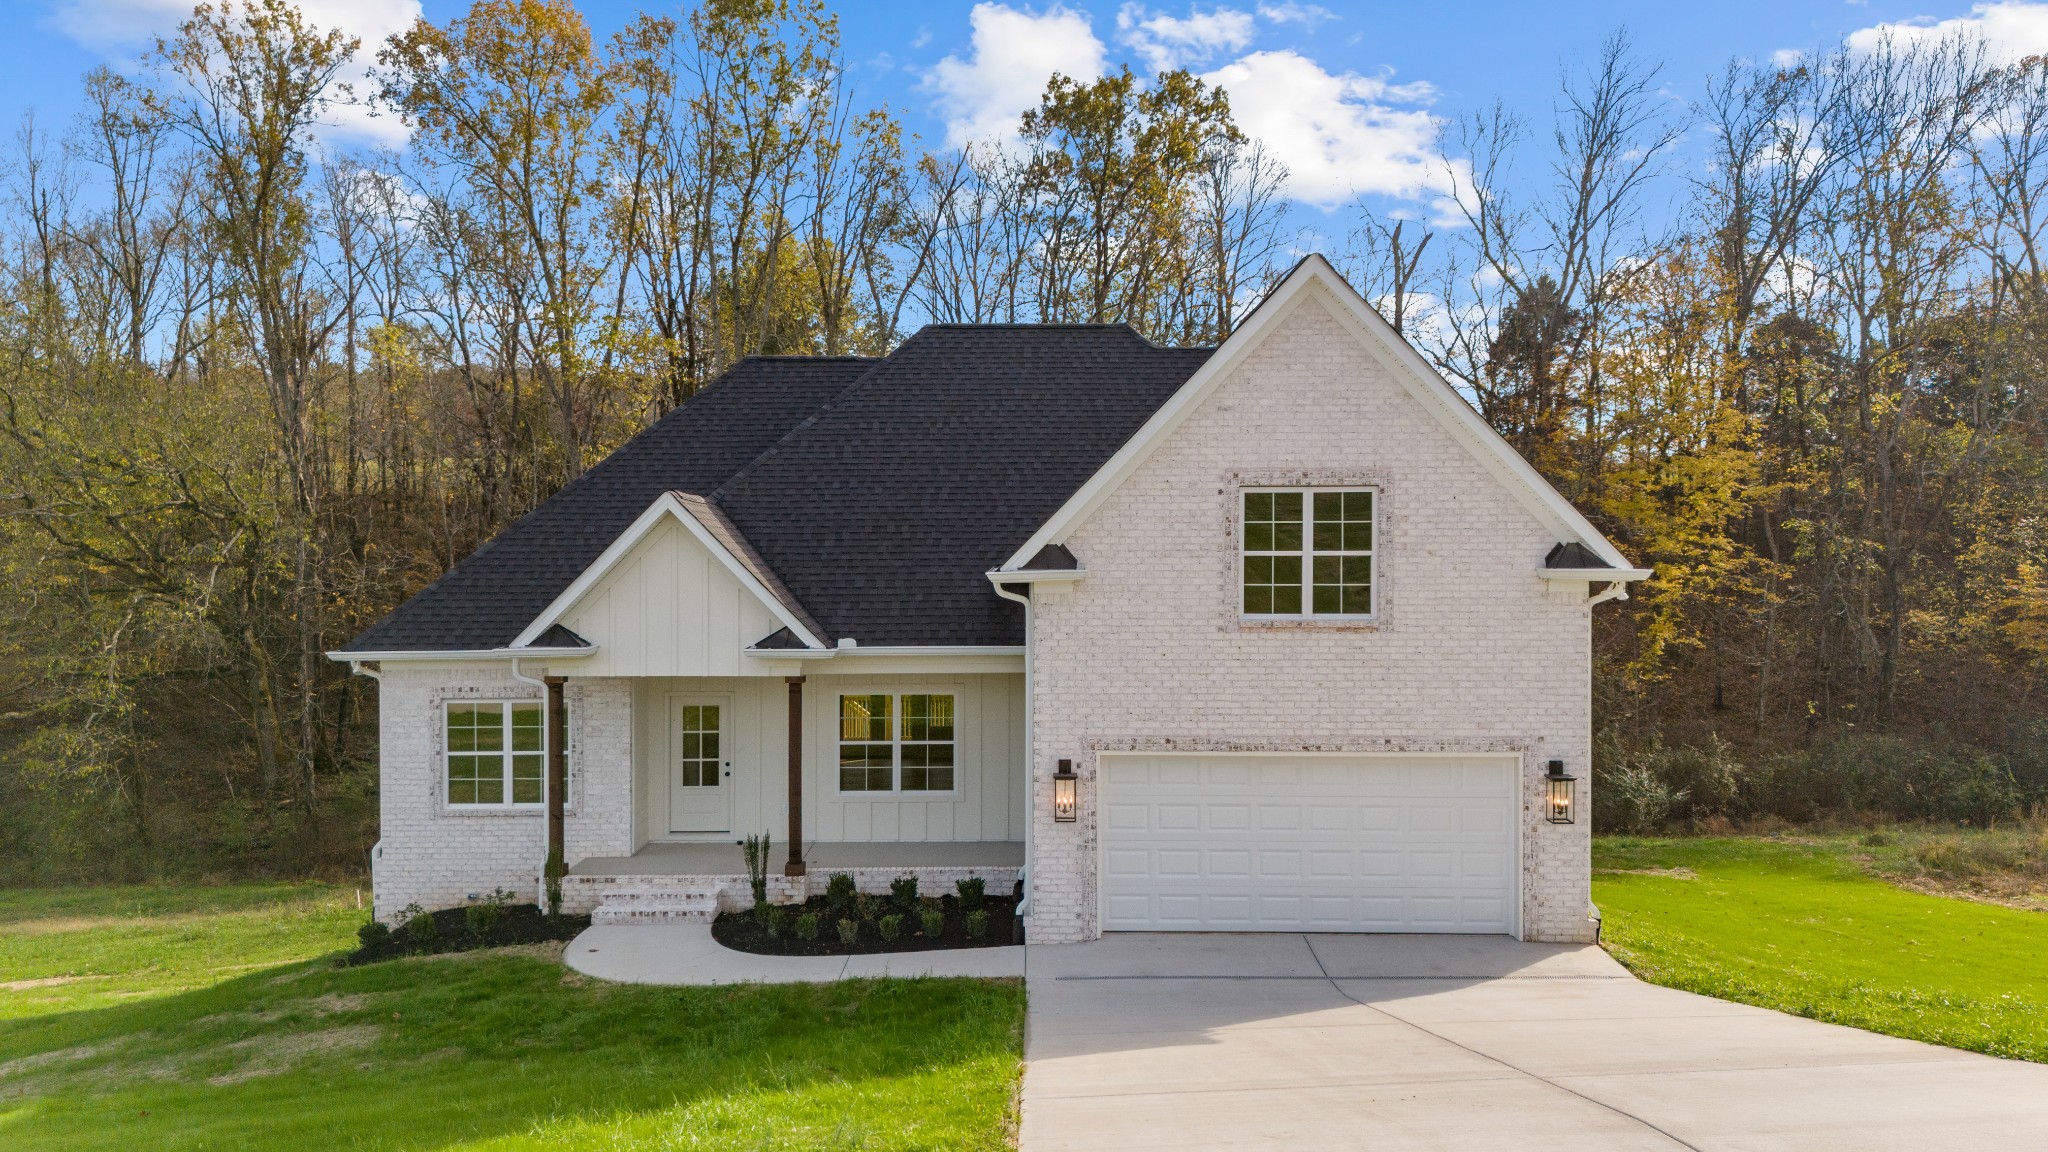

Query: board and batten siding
559,515,786,676
631,673,1026,849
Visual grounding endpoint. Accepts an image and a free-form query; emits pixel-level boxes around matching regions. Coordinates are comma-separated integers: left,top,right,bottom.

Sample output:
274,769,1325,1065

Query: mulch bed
344,903,590,965
713,893,1018,955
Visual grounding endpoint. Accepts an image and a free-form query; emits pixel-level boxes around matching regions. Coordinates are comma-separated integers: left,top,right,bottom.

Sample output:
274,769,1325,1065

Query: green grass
1594,837,2048,1062
0,885,1024,1150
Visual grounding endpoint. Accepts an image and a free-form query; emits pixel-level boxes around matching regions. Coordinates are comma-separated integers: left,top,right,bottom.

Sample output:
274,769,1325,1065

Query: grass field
1594,836,2048,1062
0,885,1024,1150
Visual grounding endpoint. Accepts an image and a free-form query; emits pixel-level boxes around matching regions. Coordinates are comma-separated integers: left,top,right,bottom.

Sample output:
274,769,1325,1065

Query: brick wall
1026,296,1599,944
370,663,633,922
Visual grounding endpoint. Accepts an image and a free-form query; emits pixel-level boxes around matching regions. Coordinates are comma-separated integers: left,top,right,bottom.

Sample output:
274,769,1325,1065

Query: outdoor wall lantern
1545,760,1577,825
1052,759,1078,822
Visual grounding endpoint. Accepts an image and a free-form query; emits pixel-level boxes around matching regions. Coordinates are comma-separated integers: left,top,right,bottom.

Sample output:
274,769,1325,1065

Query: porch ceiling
570,840,1024,877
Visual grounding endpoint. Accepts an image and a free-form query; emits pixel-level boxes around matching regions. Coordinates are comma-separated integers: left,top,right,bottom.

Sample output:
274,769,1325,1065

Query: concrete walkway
1022,933,2048,1151
564,922,1024,984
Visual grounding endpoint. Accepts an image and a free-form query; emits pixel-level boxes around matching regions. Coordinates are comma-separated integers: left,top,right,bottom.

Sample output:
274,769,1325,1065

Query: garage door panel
1101,754,1517,933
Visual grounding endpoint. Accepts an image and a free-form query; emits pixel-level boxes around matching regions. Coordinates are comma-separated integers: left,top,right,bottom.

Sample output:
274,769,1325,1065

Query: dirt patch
0,1044,109,1083
1879,872,2048,913
1596,866,1700,880
0,975,104,991
206,1024,380,1086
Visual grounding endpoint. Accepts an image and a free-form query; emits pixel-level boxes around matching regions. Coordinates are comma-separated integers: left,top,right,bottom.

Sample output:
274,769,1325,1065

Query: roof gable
996,256,1639,574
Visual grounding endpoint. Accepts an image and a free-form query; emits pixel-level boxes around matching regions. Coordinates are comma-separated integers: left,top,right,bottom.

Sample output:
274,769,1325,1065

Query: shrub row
1593,730,2048,834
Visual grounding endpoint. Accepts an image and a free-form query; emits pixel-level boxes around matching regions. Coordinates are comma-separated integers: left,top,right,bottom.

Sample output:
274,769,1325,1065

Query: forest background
3,0,2046,881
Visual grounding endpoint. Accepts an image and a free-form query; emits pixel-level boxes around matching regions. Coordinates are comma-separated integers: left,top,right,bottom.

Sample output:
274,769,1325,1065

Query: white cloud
923,3,1108,147
1845,1,2048,63
1255,2,1336,29
48,0,421,146
1117,4,1255,73
1770,48,1806,68
1203,50,1449,206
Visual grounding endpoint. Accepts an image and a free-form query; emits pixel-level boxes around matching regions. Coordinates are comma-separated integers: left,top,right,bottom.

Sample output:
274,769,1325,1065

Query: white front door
667,697,731,833
1100,753,1518,933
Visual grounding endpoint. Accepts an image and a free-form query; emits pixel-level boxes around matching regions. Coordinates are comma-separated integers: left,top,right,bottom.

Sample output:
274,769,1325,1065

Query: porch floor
570,840,1025,877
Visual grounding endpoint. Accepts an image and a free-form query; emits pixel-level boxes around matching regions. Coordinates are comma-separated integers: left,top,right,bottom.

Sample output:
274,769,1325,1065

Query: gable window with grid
445,701,569,807
1242,488,1375,617
838,693,955,793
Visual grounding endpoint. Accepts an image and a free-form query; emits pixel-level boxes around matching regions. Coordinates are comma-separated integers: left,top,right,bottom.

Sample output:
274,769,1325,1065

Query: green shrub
956,876,985,909
1646,736,1742,822
464,888,511,937
357,920,391,949
743,832,773,910
836,917,860,946
890,875,919,910
404,905,438,948
921,908,945,937
794,912,820,940
965,910,989,939
1738,735,2020,825
825,872,857,911
878,913,902,942
762,905,787,938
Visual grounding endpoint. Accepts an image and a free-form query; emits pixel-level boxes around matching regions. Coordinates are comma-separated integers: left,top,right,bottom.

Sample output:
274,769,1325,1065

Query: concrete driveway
1022,933,2048,1151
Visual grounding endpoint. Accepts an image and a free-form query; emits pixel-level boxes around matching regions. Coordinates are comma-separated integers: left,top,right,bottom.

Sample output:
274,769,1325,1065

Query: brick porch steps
591,881,723,925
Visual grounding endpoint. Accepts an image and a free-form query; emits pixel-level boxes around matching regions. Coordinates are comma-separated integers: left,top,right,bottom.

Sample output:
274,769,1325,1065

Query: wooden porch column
784,675,806,876
544,676,568,902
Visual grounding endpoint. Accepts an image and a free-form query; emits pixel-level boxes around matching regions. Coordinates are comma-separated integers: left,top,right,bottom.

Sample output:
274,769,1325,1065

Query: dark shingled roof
1545,542,1613,570
345,325,1211,653
343,357,878,653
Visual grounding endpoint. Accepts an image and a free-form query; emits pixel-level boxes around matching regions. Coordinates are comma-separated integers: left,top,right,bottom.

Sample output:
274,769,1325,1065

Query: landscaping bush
921,907,945,937
878,913,902,942
890,875,918,910
464,888,512,937
825,872,857,911
762,905,786,938
357,920,390,950
345,902,588,965
956,876,985,909
836,917,860,946
966,910,989,939
795,912,820,940
743,832,773,910
402,904,437,948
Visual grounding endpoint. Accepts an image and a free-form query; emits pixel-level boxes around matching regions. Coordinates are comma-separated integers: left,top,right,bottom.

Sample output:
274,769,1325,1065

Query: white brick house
335,256,1645,941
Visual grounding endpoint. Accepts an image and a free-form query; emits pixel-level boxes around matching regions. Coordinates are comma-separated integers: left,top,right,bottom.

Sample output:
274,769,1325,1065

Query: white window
1242,488,1375,617
838,693,955,793
444,700,569,807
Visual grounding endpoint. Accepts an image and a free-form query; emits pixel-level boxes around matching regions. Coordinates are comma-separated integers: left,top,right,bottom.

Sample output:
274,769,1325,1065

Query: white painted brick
1023,302,1598,944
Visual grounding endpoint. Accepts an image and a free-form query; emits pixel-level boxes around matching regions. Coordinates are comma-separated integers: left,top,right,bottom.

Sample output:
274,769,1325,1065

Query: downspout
508,658,553,909
346,659,383,682
991,581,1034,924
1588,581,1630,607
346,660,383,912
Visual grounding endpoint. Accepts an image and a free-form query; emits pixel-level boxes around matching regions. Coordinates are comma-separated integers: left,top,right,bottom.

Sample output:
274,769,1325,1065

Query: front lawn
1594,836,2048,1062
0,885,1025,1151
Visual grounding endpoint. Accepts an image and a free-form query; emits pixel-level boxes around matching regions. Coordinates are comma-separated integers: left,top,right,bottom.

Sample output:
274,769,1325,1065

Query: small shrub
878,913,902,942
956,876,985,909
405,905,438,948
836,917,860,946
965,909,989,939
1646,735,1743,823
794,912,821,940
743,832,773,910
465,888,512,937
825,872,857,911
921,908,945,936
762,905,787,938
890,875,919,910
357,921,391,950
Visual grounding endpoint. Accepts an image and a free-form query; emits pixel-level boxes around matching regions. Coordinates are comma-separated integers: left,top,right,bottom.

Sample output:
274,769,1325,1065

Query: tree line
0,1,2042,881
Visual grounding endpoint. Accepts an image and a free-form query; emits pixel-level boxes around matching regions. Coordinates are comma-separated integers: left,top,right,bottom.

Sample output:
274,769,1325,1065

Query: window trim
832,690,961,797
1239,486,1379,621
441,698,570,810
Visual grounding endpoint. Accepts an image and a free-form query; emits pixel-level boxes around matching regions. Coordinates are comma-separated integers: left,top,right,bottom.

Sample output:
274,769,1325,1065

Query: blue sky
9,0,2048,224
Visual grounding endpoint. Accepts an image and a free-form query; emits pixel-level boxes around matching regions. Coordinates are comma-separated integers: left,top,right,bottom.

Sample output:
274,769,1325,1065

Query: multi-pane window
676,704,720,787
839,693,956,792
1242,489,1375,617
445,701,566,806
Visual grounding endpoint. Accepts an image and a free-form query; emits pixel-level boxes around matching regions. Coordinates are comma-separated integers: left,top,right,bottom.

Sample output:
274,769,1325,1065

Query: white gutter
345,659,382,682
990,578,1036,922
984,568,1087,585
324,645,599,663
1588,582,1631,607
1537,567,1654,583
738,644,1028,659
509,658,547,689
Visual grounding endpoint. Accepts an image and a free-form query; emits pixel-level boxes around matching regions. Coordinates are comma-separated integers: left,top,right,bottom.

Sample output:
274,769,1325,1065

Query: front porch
560,839,1024,922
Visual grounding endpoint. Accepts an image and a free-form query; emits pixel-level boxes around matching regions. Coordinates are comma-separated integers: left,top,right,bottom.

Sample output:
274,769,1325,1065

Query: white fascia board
984,569,1087,584
999,255,1641,574
322,646,600,663
509,492,827,651
1538,567,1654,583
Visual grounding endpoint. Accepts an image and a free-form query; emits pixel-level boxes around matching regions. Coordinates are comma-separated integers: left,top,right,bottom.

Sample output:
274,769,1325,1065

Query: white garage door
1100,754,1518,933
